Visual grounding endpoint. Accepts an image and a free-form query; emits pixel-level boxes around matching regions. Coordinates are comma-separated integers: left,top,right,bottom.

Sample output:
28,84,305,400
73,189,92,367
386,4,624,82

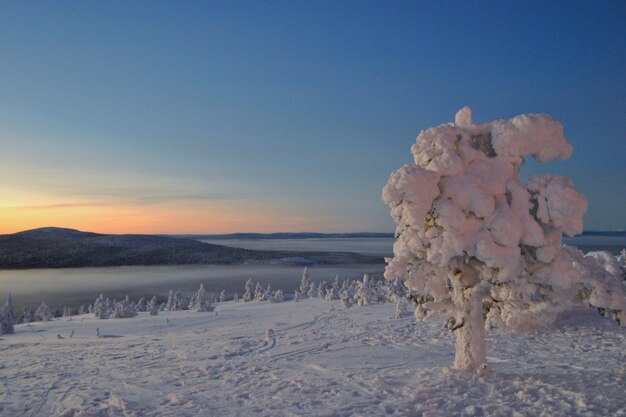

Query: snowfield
1,299,625,417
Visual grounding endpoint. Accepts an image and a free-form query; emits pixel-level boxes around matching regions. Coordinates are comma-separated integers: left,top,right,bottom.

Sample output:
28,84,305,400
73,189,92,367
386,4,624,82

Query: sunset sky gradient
1,1,624,234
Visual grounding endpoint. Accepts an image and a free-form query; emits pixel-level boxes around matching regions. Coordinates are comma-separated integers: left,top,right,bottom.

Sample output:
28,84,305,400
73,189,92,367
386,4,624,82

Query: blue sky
0,1,624,233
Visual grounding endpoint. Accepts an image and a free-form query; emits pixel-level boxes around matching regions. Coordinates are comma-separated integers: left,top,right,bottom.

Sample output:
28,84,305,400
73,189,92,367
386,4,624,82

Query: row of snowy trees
3,245,624,331
91,284,215,320
5,283,218,325
1,296,59,330
242,267,413,318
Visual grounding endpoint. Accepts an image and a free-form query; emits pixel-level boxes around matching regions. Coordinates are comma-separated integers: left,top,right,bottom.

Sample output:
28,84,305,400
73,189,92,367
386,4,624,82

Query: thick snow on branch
382,107,625,371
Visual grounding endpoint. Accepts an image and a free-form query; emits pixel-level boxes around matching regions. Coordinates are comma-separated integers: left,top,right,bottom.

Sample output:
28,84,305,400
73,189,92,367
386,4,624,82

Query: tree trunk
451,262,487,372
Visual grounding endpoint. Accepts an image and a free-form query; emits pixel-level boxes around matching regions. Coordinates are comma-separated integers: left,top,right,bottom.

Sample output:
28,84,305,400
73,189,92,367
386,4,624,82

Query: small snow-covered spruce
307,282,317,299
585,251,625,282
317,281,327,298
356,274,378,306
18,306,35,324
293,290,300,302
262,284,272,301
339,280,356,307
617,249,626,280
189,284,214,312
219,290,226,303
233,292,239,303
566,248,626,323
388,277,407,302
166,290,188,311
243,279,255,302
254,283,264,301
147,296,159,315
300,267,311,295
1,294,16,334
136,297,147,312
78,304,86,315
270,289,284,303
382,107,626,372
35,301,53,322
340,291,352,308
111,295,138,319
93,293,111,319
165,290,176,310
392,297,411,319
325,275,341,300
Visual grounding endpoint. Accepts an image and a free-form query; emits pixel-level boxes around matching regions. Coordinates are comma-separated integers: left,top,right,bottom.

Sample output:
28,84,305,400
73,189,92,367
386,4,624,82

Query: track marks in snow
2,301,626,417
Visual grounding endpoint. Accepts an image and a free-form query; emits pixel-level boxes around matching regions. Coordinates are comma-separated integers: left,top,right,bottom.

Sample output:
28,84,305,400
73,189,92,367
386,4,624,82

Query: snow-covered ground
1,299,625,417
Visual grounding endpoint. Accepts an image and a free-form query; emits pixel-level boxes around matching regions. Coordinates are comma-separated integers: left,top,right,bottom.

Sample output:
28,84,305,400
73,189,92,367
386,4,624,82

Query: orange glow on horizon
0,200,328,235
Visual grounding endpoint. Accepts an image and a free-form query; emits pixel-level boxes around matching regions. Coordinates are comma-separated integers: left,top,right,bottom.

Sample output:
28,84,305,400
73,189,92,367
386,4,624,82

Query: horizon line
2,226,625,237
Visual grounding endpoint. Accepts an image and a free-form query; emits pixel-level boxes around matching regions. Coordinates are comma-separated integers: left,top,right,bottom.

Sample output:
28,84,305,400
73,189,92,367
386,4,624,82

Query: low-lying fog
1,235,623,312
0,264,384,311
201,235,626,256
200,238,394,257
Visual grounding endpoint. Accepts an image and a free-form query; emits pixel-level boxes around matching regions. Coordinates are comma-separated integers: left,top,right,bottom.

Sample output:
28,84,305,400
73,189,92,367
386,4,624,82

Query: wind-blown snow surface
1,300,625,417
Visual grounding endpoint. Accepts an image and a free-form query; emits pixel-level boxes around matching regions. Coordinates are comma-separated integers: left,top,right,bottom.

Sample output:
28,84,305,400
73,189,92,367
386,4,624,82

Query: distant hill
0,227,383,269
173,232,394,240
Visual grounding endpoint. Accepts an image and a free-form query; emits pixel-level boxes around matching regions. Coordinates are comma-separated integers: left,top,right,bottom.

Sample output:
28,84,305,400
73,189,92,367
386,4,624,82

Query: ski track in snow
1,300,625,417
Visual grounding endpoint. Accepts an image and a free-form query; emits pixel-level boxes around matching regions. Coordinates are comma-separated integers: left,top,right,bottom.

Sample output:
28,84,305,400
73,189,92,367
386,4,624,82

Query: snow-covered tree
617,249,626,280
93,294,111,319
340,291,352,308
317,281,327,298
293,290,301,302
35,301,53,321
189,284,214,312
78,304,86,315
1,294,16,334
270,289,284,303
585,251,624,281
165,290,176,311
325,275,341,300
136,297,147,312
219,290,226,303
148,296,159,315
254,283,264,301
262,284,272,301
111,295,138,319
565,248,626,323
243,279,255,302
233,292,239,302
339,279,357,307
356,274,378,306
307,282,317,299
18,306,35,324
375,280,389,303
388,277,407,302
165,290,188,311
382,108,626,372
300,267,311,295
392,297,411,319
